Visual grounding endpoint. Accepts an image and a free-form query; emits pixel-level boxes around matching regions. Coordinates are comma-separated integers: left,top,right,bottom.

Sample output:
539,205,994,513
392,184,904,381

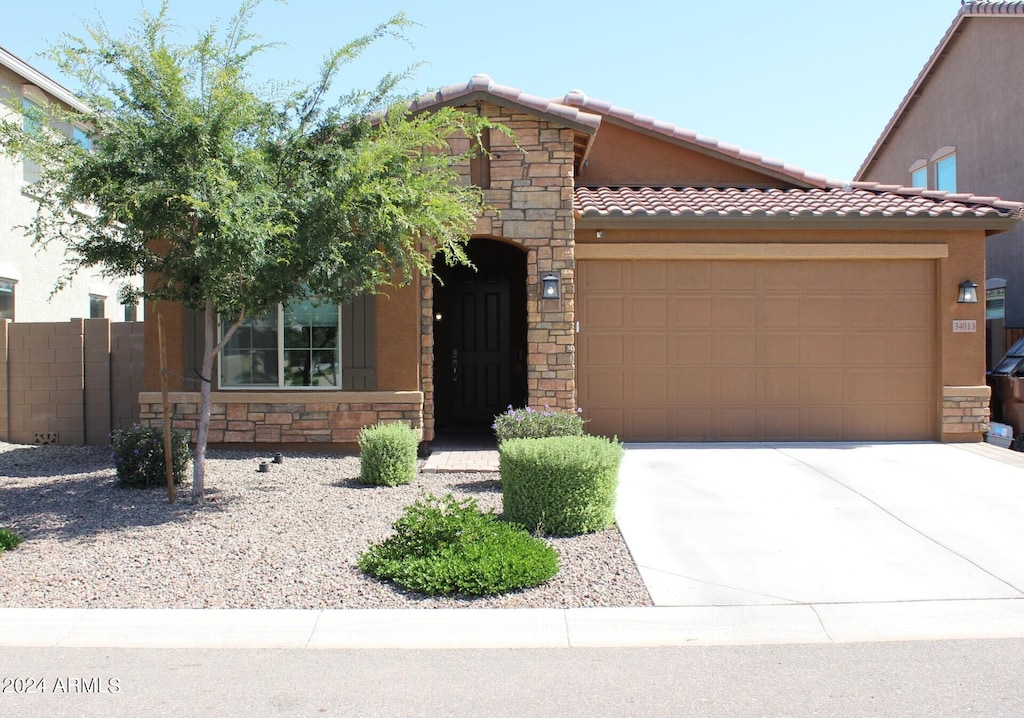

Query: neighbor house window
987,280,1006,321
0,281,14,321
22,98,43,183
936,153,956,192
123,302,138,322
72,126,92,151
89,294,106,318
220,298,340,388
910,160,927,188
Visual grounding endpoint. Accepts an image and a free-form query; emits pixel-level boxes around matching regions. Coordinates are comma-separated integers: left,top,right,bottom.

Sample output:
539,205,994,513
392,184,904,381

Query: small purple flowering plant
492,404,586,443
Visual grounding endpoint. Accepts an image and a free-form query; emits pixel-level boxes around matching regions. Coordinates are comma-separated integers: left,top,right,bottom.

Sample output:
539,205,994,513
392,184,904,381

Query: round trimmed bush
359,493,558,596
499,435,624,536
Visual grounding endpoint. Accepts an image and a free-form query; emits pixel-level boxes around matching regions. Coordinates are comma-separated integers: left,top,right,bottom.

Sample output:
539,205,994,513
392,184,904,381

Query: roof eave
575,213,1021,232
0,45,89,114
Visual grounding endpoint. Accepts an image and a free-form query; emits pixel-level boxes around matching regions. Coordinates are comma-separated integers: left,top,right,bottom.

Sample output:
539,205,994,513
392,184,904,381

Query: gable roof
414,74,1022,229
856,1,1024,179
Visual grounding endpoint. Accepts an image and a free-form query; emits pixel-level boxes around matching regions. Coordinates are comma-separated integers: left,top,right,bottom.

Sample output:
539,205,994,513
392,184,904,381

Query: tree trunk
192,298,217,502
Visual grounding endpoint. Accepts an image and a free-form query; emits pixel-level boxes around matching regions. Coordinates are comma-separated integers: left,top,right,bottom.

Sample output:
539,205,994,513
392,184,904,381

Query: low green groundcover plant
500,435,624,536
359,493,559,596
492,404,585,443
111,424,191,489
358,422,419,486
0,528,24,553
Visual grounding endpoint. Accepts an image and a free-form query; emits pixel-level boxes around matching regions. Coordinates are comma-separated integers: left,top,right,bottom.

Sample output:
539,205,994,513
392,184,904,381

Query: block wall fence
0,319,144,445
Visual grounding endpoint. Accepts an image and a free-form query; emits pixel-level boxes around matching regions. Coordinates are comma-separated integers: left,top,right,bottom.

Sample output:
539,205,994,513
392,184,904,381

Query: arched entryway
432,238,528,433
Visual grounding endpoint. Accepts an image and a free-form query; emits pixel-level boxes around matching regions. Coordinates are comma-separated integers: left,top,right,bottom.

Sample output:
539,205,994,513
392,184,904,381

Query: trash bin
987,337,1024,443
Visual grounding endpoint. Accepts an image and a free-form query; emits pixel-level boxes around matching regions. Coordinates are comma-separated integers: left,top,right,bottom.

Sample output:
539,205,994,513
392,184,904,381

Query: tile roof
575,185,1024,222
857,2,1024,179
408,74,602,134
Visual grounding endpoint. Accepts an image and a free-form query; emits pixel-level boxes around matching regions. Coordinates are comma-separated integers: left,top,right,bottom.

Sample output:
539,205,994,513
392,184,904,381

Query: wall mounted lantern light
542,274,560,299
958,279,979,304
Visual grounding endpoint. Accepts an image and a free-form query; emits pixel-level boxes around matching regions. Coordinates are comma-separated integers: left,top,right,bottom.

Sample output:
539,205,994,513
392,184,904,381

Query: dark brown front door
450,267,511,424
433,239,527,430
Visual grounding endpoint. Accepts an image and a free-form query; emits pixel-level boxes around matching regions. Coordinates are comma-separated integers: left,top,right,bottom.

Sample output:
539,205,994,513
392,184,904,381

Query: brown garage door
577,259,937,441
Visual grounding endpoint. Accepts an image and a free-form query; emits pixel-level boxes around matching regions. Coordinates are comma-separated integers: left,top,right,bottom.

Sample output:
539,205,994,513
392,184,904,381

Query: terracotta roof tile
408,74,602,133
575,185,1023,221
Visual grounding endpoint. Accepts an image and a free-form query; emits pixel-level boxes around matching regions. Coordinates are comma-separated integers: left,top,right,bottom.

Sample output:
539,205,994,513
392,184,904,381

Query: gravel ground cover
0,442,652,609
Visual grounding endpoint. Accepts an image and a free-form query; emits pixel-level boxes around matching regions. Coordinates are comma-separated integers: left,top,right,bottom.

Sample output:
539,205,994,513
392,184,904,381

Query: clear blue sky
4,0,963,181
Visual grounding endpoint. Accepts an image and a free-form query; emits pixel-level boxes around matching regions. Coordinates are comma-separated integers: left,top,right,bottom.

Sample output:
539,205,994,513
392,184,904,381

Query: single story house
141,75,1022,446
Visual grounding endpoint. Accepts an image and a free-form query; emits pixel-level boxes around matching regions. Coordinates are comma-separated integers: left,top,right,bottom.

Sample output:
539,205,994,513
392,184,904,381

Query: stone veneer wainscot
138,391,424,444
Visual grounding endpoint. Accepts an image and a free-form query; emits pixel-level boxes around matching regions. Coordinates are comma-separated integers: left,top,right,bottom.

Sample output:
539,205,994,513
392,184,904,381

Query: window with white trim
89,294,106,318
21,97,43,183
935,152,956,193
220,298,340,388
909,160,927,188
0,281,14,321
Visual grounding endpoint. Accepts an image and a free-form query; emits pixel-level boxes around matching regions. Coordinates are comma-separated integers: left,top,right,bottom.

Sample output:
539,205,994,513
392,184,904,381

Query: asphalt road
3,639,1023,717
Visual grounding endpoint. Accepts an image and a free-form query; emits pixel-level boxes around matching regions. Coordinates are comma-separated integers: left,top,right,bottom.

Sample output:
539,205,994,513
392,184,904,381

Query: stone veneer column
942,385,991,441
428,104,577,415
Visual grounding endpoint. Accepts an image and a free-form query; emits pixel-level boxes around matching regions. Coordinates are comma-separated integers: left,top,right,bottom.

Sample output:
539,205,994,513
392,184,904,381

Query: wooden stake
158,313,176,504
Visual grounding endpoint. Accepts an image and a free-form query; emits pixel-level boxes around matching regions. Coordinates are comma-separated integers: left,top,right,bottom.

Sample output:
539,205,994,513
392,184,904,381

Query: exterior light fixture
958,279,979,304
542,274,560,299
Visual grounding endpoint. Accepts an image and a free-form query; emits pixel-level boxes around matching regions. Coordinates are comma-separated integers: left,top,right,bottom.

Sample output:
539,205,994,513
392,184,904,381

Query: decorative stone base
139,391,424,445
942,385,990,441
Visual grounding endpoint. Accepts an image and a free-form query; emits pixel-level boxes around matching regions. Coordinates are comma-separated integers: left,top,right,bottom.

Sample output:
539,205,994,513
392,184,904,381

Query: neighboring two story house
855,1,1024,365
0,45,143,323
142,74,1020,447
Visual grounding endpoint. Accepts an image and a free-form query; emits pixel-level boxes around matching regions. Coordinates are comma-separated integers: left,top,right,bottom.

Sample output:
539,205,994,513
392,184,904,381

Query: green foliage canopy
0,0,498,320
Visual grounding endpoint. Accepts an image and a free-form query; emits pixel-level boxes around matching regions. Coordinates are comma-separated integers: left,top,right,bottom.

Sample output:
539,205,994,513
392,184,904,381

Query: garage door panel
800,335,844,365
669,262,713,290
673,334,713,365
762,369,802,404
715,334,756,365
803,408,845,439
582,371,624,403
577,259,937,442
629,372,670,404
629,296,668,326
845,299,892,328
670,370,714,403
714,296,757,327
763,334,801,366
581,334,624,365
804,298,845,328
630,263,668,290
764,297,802,328
583,297,623,328
672,296,712,327
719,372,757,403
584,408,622,440
627,335,668,365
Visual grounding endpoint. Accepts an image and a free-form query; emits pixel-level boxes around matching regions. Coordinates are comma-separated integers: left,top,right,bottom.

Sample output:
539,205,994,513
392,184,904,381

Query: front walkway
422,433,499,472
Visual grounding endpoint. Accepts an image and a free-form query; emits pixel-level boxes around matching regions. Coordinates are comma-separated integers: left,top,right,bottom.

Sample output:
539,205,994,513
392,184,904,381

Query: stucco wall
857,17,1024,325
0,65,144,323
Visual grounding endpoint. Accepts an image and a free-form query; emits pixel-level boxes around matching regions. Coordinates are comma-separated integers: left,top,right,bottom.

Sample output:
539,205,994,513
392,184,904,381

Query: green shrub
359,493,559,596
358,422,419,486
492,405,586,443
111,424,191,489
0,528,24,552
500,435,624,536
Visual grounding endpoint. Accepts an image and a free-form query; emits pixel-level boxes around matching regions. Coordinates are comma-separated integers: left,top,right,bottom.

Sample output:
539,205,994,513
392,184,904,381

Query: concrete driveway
616,442,1024,608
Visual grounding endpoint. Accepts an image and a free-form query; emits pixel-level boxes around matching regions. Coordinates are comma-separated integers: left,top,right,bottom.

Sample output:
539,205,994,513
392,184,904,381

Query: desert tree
0,0,502,500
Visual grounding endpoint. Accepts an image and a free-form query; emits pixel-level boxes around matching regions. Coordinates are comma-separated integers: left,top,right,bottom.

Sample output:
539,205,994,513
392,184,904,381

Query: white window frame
931,146,957,193
0,280,15,321
909,159,927,188
218,300,342,390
